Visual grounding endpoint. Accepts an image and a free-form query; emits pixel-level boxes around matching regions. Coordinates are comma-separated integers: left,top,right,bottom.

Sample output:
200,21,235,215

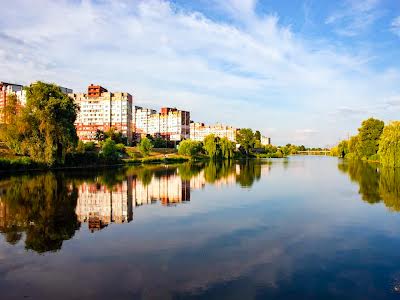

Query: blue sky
1,0,400,146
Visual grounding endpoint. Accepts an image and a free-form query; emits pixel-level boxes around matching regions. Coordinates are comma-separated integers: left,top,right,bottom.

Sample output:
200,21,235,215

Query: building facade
132,106,190,142
261,136,271,145
70,84,133,143
190,122,237,142
0,82,24,123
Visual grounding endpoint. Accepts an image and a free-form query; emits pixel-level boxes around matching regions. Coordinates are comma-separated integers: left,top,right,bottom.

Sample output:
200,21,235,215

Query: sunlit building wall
70,84,133,143
190,122,237,142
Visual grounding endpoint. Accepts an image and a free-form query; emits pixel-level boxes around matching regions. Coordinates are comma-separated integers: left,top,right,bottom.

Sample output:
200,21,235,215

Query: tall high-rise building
70,84,133,143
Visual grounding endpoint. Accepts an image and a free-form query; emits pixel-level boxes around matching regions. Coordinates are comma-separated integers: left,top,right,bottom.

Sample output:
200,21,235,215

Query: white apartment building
70,84,132,143
132,106,190,142
190,122,237,142
261,136,271,145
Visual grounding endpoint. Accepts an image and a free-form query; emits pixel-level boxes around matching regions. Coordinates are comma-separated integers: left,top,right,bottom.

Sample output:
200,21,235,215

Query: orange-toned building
70,84,133,143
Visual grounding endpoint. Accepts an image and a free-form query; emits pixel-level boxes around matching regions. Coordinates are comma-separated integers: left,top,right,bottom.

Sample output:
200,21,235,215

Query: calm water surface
1,157,400,299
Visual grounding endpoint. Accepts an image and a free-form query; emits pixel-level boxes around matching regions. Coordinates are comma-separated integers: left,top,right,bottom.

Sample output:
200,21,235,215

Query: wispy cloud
325,0,381,36
391,16,400,37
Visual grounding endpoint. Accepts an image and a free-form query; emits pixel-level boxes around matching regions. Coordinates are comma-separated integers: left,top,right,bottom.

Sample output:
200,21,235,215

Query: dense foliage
178,139,203,156
378,121,400,167
139,137,153,157
333,118,389,162
0,82,79,166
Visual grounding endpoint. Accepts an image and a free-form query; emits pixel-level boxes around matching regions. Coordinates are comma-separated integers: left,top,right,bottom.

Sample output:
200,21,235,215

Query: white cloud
0,0,399,146
391,16,400,36
325,0,381,36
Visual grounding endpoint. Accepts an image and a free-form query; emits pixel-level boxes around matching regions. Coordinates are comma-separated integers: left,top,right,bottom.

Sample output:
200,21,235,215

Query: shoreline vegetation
0,82,318,172
331,118,400,168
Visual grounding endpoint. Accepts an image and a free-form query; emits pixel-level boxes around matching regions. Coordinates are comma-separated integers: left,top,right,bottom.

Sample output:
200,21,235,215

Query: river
1,156,400,299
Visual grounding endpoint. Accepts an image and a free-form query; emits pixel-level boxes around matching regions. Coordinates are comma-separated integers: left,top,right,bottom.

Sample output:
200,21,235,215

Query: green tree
139,137,153,157
357,118,384,159
178,139,203,156
378,121,400,167
0,94,22,153
101,138,119,161
236,128,255,155
104,128,127,145
338,140,349,158
219,137,235,159
9,82,79,165
203,134,220,159
153,137,167,148
348,135,359,155
254,130,261,142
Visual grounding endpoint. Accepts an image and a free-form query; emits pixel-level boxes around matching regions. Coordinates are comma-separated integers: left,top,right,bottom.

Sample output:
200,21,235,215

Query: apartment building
70,84,133,143
261,136,271,145
132,106,190,142
0,82,24,123
190,122,237,142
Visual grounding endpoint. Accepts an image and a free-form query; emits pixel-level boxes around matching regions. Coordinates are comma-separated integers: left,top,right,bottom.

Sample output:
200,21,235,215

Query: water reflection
338,159,400,211
0,173,80,253
0,160,270,252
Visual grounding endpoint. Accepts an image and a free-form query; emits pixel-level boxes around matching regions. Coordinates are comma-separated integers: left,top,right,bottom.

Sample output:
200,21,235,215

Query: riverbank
0,154,193,173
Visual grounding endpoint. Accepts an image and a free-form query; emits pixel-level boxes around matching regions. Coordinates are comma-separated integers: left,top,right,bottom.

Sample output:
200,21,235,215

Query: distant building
261,136,271,145
190,122,237,142
132,106,190,142
70,84,133,143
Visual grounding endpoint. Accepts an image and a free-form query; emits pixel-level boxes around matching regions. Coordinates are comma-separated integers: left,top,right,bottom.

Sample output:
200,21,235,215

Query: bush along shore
0,82,304,172
331,118,400,167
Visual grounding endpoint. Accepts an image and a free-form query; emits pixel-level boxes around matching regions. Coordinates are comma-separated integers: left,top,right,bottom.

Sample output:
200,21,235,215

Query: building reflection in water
74,162,248,232
0,160,270,250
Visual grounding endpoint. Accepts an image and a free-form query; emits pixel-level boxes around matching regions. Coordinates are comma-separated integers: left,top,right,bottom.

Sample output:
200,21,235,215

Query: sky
1,0,400,147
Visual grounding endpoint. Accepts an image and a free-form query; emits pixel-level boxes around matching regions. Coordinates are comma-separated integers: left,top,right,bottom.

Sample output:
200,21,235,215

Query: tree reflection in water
0,173,80,253
0,160,270,253
338,159,400,211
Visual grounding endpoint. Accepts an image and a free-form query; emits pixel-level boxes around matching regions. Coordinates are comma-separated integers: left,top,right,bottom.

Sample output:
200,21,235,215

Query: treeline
176,129,299,159
332,118,400,167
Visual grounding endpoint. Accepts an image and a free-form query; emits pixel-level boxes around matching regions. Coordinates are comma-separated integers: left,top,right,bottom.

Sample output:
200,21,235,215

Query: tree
178,139,203,156
348,135,359,155
236,128,255,155
139,137,153,157
0,94,22,153
378,121,400,167
337,140,349,158
105,128,127,145
219,137,235,159
95,129,106,142
153,137,167,148
357,118,384,159
203,134,220,159
101,138,119,161
0,82,79,166
254,130,261,141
